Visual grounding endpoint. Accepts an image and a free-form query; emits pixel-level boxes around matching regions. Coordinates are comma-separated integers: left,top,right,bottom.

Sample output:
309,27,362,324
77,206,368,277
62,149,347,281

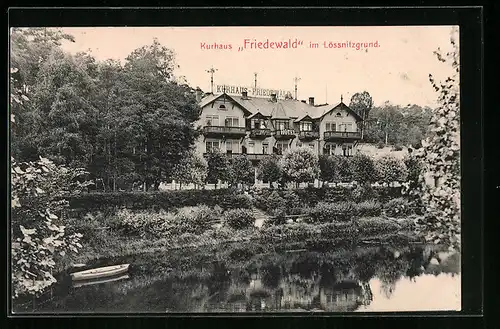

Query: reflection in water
14,244,461,313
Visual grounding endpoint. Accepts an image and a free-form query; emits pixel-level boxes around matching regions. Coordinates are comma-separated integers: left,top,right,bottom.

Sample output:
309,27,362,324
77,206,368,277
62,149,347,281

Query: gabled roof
247,111,267,119
199,93,252,116
315,102,363,121
294,114,314,123
198,93,363,122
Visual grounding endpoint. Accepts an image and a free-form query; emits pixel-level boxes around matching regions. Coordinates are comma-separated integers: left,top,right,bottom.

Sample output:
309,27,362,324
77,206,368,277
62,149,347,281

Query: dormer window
274,120,289,130
251,119,267,129
300,121,313,131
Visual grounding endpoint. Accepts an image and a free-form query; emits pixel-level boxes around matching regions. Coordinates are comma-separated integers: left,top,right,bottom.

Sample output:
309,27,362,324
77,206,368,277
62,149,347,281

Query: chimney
195,87,203,103
270,93,277,102
242,91,248,98
308,97,314,106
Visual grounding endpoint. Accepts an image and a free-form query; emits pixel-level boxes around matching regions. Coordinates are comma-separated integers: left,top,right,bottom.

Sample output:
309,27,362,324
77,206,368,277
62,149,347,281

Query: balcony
298,130,320,140
249,128,272,139
274,129,296,140
202,126,247,138
324,131,361,141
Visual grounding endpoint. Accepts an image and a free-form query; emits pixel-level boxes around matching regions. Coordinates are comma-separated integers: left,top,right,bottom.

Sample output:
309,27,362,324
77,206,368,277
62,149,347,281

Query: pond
13,243,460,313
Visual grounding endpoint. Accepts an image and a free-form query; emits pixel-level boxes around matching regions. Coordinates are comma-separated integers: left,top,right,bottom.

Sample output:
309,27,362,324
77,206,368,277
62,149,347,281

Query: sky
59,26,458,107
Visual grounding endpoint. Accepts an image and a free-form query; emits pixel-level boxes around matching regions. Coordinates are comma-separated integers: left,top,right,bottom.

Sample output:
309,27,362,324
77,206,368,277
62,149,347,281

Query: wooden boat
70,264,130,281
72,274,130,288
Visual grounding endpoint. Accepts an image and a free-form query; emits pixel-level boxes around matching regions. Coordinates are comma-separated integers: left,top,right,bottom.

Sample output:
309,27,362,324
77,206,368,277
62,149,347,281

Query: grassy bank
59,208,421,273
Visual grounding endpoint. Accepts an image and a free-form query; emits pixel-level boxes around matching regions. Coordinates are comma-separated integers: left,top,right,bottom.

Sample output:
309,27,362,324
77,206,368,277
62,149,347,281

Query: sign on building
216,84,293,99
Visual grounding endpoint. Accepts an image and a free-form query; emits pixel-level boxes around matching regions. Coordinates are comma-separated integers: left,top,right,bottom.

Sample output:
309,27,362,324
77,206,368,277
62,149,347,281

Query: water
13,243,460,313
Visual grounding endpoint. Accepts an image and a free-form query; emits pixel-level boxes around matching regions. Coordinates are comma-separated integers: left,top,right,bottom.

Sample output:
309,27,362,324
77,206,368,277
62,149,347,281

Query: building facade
194,90,363,185
196,90,362,154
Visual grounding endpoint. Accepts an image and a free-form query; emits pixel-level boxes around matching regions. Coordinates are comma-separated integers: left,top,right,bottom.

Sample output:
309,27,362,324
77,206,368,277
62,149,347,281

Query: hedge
251,186,402,214
64,189,253,211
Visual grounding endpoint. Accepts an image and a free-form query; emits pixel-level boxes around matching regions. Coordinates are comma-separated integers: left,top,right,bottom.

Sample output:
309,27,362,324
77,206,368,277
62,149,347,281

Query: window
347,145,353,156
324,143,336,155
206,115,219,126
248,141,255,154
300,121,312,131
325,122,336,131
226,140,239,154
275,120,289,130
218,104,227,110
346,123,353,132
225,117,239,127
262,142,269,154
252,119,267,129
339,123,347,132
276,143,288,154
336,112,342,117
206,140,219,152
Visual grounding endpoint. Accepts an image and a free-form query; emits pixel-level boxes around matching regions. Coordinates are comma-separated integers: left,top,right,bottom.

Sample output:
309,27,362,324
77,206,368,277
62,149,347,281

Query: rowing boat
72,274,130,288
70,264,130,281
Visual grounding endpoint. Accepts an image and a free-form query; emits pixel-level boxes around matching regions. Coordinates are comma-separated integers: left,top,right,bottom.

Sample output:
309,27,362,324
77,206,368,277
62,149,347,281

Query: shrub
227,155,255,189
319,155,337,184
279,147,320,186
306,202,354,223
230,193,254,209
171,151,208,188
223,208,255,230
316,221,358,240
174,205,217,234
393,144,403,151
355,217,402,236
377,142,385,149
324,186,353,202
205,150,230,187
257,155,283,187
333,155,353,183
355,200,382,217
376,155,408,185
351,183,378,202
383,198,413,218
117,208,182,238
350,154,378,184
67,189,252,211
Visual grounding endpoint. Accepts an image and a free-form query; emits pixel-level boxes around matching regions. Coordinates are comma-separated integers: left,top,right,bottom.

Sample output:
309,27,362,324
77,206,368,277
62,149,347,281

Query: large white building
195,89,363,159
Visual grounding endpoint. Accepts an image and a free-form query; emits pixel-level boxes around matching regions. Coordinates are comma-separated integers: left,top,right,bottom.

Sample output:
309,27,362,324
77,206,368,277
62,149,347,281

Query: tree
349,154,377,185
349,91,373,140
10,30,201,191
205,151,230,189
279,147,320,187
318,155,337,186
413,26,460,249
257,155,283,188
226,155,255,189
375,155,408,186
171,151,208,189
333,155,353,183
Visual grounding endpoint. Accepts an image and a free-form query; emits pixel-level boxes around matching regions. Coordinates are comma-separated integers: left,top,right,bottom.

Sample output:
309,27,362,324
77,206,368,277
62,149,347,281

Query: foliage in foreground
11,157,91,298
410,27,461,249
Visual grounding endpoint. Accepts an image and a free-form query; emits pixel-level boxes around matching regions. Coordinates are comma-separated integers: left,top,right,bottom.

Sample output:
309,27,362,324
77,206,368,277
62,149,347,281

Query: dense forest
349,92,433,148
10,28,201,192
